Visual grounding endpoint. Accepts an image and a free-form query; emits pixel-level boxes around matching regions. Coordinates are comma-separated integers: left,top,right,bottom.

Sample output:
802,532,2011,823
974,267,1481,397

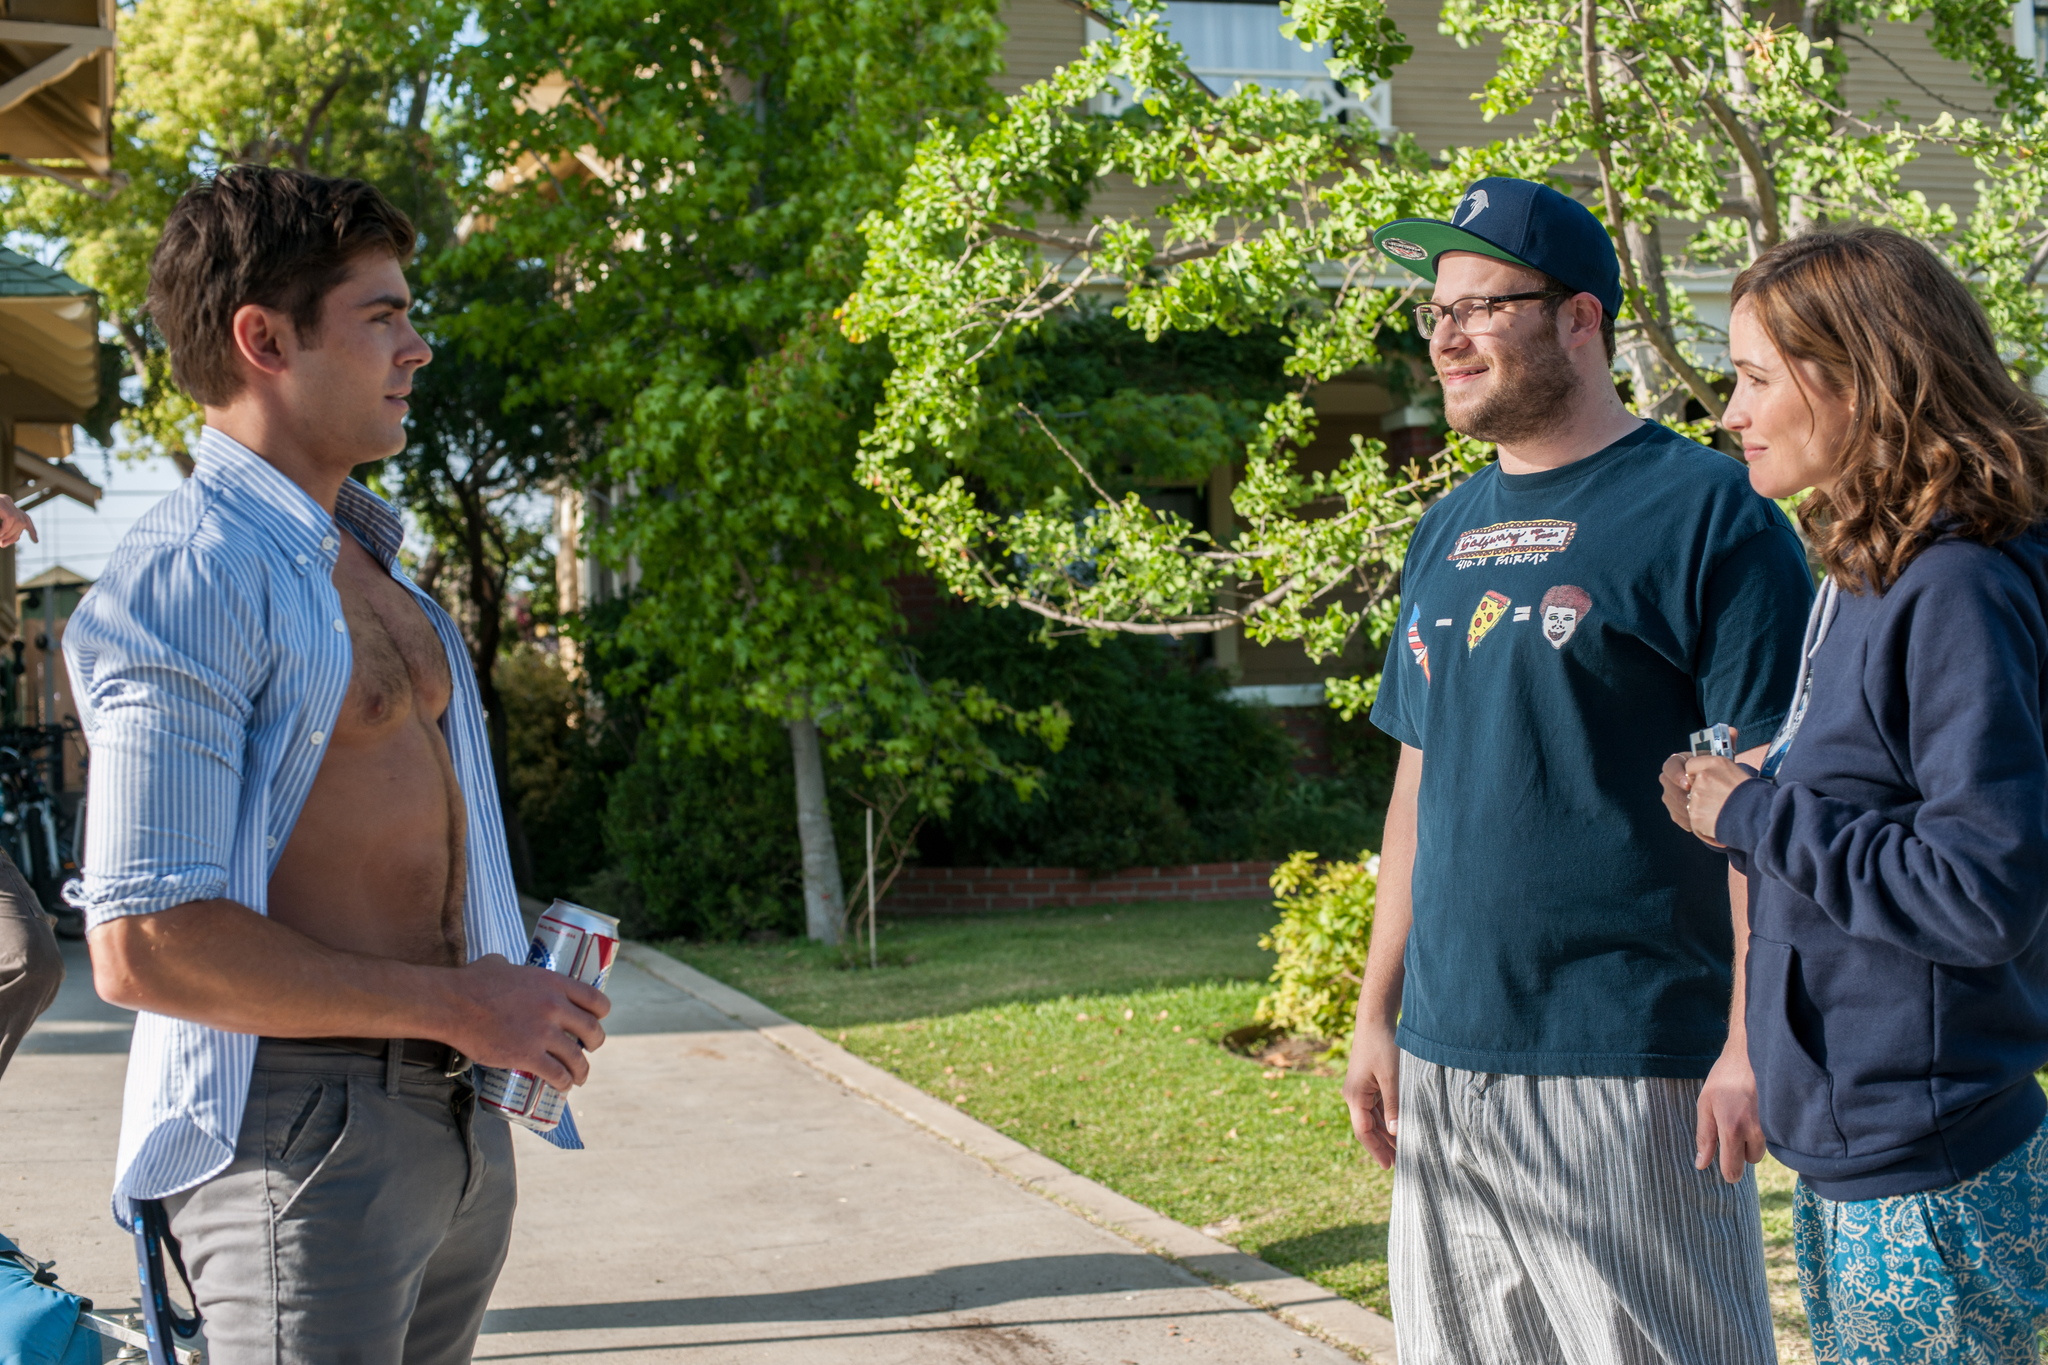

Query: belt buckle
443,1048,471,1079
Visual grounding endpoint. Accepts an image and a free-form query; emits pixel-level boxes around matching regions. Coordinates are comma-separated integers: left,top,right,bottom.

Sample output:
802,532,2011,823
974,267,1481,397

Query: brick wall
885,862,1278,915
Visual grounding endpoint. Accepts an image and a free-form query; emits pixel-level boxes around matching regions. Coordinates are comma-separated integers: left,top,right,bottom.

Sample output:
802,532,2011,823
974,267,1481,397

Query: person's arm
1691,572,2048,969
1693,743,1767,1183
1342,742,1420,1169
90,903,606,1088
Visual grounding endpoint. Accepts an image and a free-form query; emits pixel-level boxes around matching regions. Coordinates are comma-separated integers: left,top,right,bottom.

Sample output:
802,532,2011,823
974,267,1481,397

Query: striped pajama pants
1390,1052,1777,1365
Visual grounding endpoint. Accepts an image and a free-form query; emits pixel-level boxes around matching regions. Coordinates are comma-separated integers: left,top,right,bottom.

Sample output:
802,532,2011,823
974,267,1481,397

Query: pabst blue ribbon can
475,899,620,1133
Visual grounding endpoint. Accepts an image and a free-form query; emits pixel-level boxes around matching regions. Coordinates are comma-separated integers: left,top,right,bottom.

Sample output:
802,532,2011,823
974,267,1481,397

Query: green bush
506,601,837,942
513,590,1402,935
911,606,1389,870
498,644,614,895
593,721,862,942
1255,850,1379,1058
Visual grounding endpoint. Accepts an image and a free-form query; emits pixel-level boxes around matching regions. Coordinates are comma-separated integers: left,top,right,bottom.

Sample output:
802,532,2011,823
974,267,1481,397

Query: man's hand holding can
447,952,611,1090
471,901,620,1131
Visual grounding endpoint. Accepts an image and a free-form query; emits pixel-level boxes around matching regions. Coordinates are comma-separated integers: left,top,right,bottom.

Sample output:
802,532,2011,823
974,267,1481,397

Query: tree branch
1835,30,1996,117
981,220,1230,271
2025,231,2048,287
1698,89,1782,246
1582,0,1726,418
290,58,357,172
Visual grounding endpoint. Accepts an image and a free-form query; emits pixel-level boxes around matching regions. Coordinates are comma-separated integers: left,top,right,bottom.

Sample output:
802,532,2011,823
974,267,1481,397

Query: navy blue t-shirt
1371,422,1814,1077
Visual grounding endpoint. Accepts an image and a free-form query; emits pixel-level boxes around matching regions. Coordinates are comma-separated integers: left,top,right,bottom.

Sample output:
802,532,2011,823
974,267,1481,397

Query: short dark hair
1530,268,1616,363
146,166,417,405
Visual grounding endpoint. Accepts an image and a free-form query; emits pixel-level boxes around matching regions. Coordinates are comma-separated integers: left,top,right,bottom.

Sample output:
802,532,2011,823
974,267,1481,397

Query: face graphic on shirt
1539,585,1592,650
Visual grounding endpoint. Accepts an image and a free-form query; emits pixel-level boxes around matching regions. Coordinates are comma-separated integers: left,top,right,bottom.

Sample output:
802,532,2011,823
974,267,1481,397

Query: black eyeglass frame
1414,290,1567,340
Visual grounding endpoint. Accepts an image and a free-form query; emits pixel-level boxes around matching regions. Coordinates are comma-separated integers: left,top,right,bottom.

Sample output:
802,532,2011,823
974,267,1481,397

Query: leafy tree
373,262,599,882
2,0,583,876
2,0,467,468
843,0,2048,712
455,0,1071,941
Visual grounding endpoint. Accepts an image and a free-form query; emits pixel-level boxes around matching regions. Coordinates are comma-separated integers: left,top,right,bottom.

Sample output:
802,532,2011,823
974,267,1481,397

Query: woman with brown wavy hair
1664,226,2048,1363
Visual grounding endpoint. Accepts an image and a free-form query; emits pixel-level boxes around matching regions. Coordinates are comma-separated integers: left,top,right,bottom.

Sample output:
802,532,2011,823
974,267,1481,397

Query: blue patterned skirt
1796,1118,2048,1364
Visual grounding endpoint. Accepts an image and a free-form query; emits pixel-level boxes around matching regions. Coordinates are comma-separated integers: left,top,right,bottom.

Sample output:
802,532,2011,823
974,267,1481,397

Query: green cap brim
1372,220,1530,282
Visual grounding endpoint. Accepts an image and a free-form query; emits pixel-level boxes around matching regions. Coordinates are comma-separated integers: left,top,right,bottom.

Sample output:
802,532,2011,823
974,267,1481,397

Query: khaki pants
0,850,59,1077
163,1039,518,1365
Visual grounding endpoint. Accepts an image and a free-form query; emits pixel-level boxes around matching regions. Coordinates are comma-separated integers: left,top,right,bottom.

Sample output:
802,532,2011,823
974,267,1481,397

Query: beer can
475,899,620,1134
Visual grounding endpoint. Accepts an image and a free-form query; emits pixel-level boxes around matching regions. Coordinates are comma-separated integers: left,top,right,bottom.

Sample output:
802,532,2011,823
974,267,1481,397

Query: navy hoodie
1718,526,2048,1200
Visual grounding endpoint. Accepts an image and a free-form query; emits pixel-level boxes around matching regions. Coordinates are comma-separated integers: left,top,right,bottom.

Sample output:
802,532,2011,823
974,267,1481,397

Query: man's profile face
287,251,432,465
1543,603,1579,648
1429,251,1580,445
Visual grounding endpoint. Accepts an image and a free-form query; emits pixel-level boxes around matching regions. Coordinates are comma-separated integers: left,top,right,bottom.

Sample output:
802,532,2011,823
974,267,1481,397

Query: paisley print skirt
1796,1119,2048,1364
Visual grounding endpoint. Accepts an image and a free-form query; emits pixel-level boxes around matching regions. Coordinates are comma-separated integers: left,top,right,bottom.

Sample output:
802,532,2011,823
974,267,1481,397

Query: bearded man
1342,178,1814,1363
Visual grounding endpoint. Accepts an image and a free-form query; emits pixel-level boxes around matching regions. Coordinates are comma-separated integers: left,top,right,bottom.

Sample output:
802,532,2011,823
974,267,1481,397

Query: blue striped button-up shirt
63,427,579,1223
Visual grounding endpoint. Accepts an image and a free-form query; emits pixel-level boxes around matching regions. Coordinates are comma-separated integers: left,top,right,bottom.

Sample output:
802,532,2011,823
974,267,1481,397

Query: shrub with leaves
1256,850,1379,1058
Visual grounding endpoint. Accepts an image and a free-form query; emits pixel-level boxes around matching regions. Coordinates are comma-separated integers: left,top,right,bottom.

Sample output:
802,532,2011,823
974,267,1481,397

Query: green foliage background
913,606,1392,872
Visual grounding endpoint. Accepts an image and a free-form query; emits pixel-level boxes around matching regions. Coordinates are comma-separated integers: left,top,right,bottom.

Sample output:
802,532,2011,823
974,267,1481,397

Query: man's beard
1440,325,1583,444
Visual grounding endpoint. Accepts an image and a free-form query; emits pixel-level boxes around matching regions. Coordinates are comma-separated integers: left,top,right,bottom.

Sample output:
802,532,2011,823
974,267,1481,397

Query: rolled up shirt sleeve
63,543,270,928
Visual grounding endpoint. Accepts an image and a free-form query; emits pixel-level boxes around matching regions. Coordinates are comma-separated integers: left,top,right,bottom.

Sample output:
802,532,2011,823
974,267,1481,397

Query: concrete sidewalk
0,933,1390,1363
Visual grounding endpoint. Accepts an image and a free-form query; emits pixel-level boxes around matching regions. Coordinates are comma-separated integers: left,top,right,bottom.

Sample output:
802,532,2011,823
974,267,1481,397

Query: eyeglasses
1414,290,1563,340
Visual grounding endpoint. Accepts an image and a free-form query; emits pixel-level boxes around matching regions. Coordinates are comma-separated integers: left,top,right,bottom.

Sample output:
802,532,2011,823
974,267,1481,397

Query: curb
619,940,1400,1365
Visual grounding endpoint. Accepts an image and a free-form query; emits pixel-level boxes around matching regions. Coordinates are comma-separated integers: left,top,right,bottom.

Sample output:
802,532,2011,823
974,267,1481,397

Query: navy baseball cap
1372,177,1622,320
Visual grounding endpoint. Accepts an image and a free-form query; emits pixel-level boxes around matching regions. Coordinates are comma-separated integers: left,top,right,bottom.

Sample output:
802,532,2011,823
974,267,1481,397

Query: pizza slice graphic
1467,590,1511,651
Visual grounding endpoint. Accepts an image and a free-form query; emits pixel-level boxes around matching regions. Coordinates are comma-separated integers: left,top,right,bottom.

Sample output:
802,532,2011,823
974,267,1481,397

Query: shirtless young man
63,166,608,1363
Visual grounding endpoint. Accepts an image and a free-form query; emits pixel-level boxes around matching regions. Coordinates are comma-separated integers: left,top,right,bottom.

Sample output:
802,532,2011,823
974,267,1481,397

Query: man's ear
1559,292,1604,354
229,303,294,381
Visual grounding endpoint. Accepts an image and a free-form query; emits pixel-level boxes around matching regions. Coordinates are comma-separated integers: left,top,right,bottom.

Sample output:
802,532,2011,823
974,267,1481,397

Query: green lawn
659,900,1810,1357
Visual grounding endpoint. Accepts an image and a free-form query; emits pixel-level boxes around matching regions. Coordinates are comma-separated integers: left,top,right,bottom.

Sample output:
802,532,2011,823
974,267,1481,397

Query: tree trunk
788,716,845,944
458,486,533,889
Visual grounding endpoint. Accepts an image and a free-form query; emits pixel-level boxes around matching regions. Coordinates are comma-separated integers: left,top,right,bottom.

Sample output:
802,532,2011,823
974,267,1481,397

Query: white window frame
2017,0,2047,72
1084,7,1395,135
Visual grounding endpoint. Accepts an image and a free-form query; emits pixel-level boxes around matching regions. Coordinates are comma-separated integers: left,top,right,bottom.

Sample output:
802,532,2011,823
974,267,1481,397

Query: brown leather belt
300,1036,470,1077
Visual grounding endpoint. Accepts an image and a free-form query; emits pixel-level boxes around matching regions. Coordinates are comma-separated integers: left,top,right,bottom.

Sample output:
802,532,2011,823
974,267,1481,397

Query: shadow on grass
1251,1222,1391,1279
662,899,1282,1031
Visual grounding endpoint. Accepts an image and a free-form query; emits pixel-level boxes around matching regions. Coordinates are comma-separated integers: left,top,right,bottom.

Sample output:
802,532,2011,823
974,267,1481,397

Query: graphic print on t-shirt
1468,591,1511,651
1540,585,1592,649
1406,605,1431,682
1368,422,1818,1081
1448,519,1577,569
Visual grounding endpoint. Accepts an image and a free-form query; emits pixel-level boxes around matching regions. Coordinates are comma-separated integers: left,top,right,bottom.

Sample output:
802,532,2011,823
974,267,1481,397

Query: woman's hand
1658,753,1698,834
0,496,38,549
1659,752,1730,848
1682,755,1753,844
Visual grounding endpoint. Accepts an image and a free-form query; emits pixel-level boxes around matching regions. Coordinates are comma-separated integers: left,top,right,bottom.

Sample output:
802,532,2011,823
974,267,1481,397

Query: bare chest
332,542,453,736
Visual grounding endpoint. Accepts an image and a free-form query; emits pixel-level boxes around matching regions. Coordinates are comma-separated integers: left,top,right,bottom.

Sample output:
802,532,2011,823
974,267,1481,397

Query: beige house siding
981,0,2021,691
1836,14,1999,217
995,0,2010,224
993,0,1085,96
1384,0,1541,149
